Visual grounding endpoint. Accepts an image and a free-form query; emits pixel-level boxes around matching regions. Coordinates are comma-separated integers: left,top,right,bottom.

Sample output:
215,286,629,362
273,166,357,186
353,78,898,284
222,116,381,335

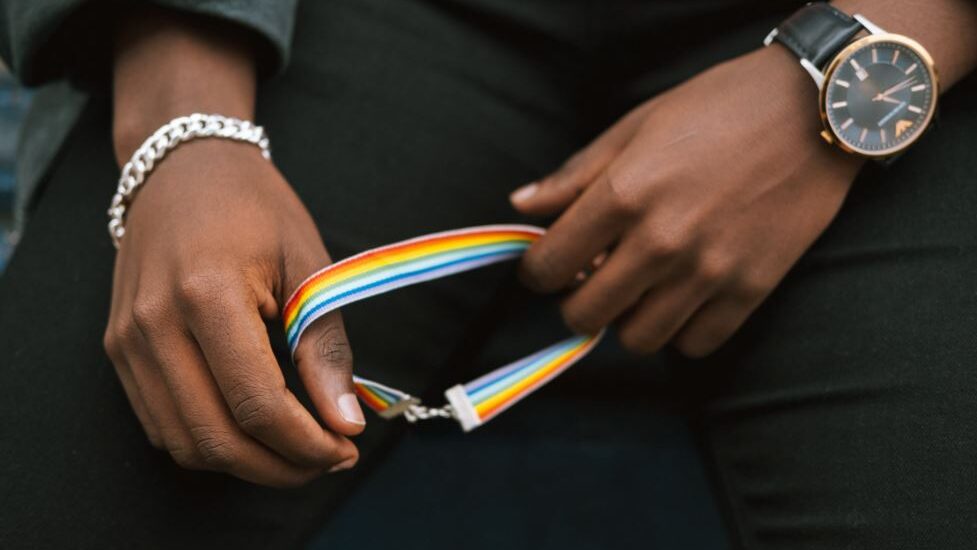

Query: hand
510,47,864,357
104,140,366,486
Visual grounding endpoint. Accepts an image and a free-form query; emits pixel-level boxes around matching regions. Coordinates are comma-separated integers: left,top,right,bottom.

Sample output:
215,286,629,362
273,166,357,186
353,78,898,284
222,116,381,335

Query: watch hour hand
876,95,904,105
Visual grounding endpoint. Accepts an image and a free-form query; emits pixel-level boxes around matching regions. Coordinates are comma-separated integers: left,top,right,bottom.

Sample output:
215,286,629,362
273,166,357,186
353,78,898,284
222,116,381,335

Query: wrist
742,46,867,173
112,6,257,165
747,45,823,134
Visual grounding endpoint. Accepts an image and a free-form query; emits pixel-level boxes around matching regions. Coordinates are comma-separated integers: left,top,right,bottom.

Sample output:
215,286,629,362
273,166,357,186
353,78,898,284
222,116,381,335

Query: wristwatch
764,3,938,159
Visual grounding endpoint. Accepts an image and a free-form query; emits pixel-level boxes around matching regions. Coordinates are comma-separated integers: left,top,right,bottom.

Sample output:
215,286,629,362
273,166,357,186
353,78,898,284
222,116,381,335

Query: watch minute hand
873,78,916,101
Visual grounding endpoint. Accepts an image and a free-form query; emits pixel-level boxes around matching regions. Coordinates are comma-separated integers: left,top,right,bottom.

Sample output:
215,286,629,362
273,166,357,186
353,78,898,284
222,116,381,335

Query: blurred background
0,60,30,272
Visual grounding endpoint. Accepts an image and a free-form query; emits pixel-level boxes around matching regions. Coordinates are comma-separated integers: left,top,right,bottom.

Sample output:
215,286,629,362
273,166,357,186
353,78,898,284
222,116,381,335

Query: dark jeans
3,0,977,548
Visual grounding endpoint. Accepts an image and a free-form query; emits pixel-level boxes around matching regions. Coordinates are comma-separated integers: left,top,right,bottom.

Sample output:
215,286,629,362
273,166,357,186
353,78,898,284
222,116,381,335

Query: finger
511,102,651,215
177,274,359,468
559,229,685,335
671,289,766,359
104,253,162,442
616,276,716,356
138,319,335,486
291,311,366,437
123,345,204,470
519,172,635,293
105,348,162,448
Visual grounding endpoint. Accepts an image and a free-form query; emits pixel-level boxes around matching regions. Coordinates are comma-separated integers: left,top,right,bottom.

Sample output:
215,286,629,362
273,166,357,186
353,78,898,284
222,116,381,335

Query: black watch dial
823,37,937,157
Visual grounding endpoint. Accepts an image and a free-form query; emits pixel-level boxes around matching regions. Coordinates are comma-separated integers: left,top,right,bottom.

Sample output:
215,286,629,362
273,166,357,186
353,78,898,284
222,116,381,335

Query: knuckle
131,295,168,333
521,248,565,293
639,229,687,260
314,324,353,369
603,169,643,217
168,445,205,470
673,333,719,359
231,388,279,434
176,270,226,307
102,329,122,359
112,316,140,345
146,431,165,450
561,306,600,336
190,427,238,469
694,251,734,286
737,273,774,299
618,326,661,355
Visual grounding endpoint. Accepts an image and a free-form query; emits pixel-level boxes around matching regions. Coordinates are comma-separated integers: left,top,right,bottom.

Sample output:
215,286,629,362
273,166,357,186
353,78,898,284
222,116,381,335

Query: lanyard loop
283,225,604,431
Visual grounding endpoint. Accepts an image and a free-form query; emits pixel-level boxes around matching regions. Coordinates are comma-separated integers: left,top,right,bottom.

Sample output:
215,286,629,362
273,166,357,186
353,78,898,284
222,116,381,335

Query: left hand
511,47,865,358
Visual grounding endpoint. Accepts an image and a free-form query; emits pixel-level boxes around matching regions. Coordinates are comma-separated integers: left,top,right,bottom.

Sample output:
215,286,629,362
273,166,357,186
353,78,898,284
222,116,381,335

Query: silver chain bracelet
107,113,271,249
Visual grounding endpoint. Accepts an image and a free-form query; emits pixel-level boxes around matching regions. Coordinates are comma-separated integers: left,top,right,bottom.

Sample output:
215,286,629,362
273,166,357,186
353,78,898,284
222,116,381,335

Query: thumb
293,312,365,436
286,253,366,437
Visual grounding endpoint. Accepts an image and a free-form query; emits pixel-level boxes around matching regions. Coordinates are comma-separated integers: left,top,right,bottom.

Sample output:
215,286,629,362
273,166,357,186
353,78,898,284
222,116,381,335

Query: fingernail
337,393,366,425
328,457,357,473
510,182,539,203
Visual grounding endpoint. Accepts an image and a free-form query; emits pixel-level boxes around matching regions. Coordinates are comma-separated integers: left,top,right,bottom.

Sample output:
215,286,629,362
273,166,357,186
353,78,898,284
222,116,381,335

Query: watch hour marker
880,128,887,143
836,79,850,88
908,105,923,114
850,59,868,81
911,84,926,92
841,117,854,130
905,62,918,74
872,48,878,63
831,101,848,108
859,128,868,142
892,50,900,64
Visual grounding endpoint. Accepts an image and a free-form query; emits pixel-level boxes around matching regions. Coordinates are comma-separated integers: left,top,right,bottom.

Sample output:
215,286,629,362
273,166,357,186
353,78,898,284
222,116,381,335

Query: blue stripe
466,340,580,405
364,383,401,405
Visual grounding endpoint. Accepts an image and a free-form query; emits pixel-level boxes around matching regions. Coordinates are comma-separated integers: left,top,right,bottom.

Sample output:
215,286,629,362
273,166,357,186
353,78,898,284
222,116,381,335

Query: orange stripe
355,385,389,412
474,345,587,419
283,229,537,325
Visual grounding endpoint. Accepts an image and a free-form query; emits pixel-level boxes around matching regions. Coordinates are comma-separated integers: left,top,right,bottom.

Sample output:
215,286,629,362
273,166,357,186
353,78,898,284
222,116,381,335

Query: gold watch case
818,33,939,159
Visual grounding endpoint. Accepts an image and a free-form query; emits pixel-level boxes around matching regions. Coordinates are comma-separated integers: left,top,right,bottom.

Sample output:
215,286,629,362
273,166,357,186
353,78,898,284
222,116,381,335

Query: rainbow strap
283,225,604,431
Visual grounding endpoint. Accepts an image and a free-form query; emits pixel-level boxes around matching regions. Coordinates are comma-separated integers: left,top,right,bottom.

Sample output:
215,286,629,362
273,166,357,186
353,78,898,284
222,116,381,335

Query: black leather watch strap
772,3,864,68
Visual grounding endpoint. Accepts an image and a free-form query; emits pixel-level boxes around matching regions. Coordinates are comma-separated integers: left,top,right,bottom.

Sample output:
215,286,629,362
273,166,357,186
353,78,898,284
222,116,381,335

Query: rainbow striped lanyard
283,225,604,431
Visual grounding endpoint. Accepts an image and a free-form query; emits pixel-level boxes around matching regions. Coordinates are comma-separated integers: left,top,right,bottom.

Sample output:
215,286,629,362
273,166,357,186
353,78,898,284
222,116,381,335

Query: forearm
112,7,257,166
833,0,977,89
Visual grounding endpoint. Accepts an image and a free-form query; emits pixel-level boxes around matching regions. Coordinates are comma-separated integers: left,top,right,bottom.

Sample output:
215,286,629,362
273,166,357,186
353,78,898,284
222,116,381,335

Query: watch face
822,36,938,157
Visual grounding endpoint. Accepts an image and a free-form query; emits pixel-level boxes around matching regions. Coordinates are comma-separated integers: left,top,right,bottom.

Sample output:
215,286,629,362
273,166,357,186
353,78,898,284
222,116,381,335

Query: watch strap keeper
768,2,864,69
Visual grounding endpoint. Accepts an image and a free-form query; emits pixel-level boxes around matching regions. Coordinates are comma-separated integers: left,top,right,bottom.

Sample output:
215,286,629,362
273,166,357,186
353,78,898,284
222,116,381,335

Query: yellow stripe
285,232,531,327
472,344,585,417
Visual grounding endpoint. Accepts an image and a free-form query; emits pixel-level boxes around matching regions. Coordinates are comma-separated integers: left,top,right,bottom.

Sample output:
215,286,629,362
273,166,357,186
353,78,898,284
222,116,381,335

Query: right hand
103,138,367,487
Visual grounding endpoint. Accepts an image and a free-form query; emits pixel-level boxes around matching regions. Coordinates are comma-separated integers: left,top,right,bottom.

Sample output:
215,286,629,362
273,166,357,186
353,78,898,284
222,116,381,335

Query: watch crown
820,129,835,144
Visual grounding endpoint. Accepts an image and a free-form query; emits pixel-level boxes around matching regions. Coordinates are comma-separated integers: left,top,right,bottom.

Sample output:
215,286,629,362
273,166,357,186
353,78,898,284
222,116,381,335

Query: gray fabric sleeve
0,0,299,86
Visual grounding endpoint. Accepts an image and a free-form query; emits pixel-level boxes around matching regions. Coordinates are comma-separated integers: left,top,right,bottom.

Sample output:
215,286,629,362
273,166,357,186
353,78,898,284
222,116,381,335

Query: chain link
402,403,456,423
107,113,271,249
